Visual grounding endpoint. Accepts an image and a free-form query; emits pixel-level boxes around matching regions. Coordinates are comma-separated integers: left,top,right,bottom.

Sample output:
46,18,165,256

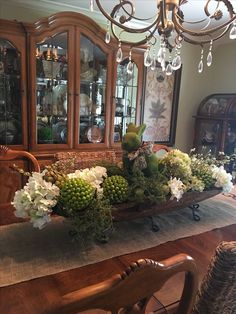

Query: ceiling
2,0,236,44
3,0,236,23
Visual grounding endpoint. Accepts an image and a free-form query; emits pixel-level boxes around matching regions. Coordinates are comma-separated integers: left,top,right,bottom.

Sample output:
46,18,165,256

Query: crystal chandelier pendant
198,49,204,73
198,60,204,73
144,48,152,67
127,60,134,75
172,55,181,70
89,0,94,12
150,58,156,70
207,51,212,67
207,40,213,67
166,63,173,76
116,42,123,63
229,23,236,39
127,50,134,75
105,31,111,44
161,59,166,72
157,47,165,63
105,20,111,44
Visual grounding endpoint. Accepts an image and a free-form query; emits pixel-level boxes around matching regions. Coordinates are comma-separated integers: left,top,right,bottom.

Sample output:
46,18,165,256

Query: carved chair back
0,145,40,172
47,254,198,314
0,146,40,222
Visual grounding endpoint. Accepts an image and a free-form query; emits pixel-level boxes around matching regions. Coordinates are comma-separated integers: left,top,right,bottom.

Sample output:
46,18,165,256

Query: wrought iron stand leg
149,216,160,232
189,203,201,221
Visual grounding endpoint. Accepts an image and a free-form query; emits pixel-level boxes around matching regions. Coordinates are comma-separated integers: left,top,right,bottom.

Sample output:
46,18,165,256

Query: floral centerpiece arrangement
12,123,234,241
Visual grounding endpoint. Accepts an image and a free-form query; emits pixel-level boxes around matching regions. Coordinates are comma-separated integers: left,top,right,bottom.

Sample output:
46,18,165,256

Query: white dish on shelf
52,121,67,143
86,126,103,143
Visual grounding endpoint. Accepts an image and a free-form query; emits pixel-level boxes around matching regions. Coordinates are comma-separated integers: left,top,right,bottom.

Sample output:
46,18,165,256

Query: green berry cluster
60,178,95,211
103,175,128,204
192,168,215,190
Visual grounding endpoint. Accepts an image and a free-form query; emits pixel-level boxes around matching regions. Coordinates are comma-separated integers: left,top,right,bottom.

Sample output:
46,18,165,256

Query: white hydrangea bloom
12,171,60,229
211,165,233,193
68,166,107,198
168,177,185,201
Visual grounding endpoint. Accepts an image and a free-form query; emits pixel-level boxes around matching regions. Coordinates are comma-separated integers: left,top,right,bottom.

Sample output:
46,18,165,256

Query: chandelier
89,0,236,75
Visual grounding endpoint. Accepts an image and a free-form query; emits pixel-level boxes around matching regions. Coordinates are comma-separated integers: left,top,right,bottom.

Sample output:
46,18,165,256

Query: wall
1,2,235,152
208,41,236,93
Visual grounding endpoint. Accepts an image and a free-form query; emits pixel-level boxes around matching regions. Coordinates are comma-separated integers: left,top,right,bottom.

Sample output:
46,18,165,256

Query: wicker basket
55,150,120,173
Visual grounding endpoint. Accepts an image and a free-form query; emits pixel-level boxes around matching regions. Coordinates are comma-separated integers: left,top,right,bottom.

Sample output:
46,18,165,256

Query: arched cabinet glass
79,34,107,144
0,40,22,145
114,58,138,143
193,94,236,155
35,32,68,144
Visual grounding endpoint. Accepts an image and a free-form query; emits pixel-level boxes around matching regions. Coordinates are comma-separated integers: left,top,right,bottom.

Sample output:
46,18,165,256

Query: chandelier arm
111,0,134,23
175,25,231,45
176,14,212,25
95,0,159,34
117,0,157,22
204,0,220,17
176,0,235,26
110,23,158,47
172,11,236,37
205,0,236,17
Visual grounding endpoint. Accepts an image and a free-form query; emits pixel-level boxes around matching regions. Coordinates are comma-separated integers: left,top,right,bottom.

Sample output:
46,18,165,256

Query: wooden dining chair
0,145,40,224
46,254,198,314
0,145,40,172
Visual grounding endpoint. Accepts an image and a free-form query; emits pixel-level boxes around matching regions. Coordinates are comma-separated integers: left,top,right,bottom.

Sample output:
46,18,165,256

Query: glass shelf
79,34,107,144
114,58,138,142
0,39,22,145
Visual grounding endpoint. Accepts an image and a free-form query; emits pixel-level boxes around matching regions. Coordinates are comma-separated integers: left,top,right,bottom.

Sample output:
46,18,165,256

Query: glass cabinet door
79,35,107,144
114,58,138,143
35,32,68,144
0,40,22,145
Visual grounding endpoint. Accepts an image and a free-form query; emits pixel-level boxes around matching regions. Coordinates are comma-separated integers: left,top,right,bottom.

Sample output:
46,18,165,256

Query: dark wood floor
0,194,236,314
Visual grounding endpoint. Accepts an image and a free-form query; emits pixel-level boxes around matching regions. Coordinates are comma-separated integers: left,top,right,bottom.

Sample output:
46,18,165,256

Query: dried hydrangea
161,149,192,183
211,165,233,193
168,177,185,201
12,171,60,229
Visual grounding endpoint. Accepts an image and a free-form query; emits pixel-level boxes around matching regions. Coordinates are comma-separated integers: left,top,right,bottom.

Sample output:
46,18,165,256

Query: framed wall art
141,64,182,146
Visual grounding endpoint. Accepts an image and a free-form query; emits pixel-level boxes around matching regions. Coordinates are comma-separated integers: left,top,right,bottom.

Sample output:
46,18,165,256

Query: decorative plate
52,121,67,143
86,126,103,143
